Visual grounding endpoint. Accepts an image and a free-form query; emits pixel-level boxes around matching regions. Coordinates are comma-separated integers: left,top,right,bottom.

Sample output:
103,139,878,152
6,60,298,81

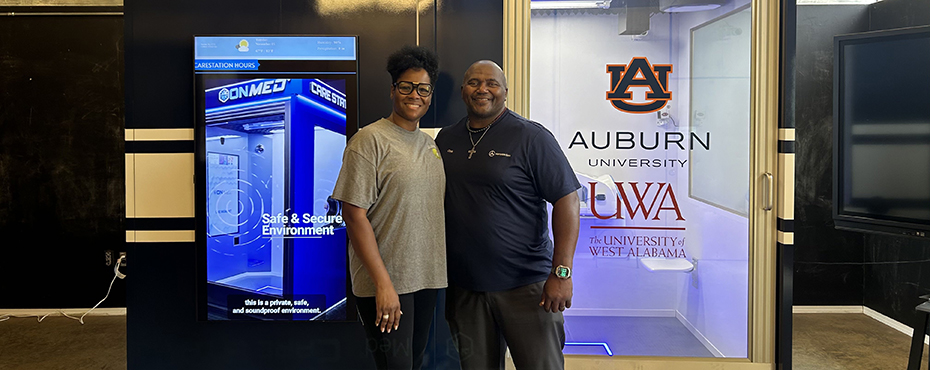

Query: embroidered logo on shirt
488,150,511,158
431,147,441,159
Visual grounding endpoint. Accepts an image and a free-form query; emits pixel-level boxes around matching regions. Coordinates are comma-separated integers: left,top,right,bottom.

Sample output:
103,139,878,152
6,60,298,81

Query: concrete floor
0,313,926,369
793,313,929,370
0,316,125,370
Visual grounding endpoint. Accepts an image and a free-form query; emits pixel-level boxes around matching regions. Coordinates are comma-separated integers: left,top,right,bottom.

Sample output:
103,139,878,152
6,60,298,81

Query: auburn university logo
606,58,672,114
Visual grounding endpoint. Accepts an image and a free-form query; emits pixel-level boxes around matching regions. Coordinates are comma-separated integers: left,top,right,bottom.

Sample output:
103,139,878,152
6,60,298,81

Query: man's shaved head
463,60,507,89
461,60,509,125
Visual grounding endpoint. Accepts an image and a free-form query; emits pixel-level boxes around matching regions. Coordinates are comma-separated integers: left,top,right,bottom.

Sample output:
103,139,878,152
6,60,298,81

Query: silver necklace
467,121,493,160
467,125,490,134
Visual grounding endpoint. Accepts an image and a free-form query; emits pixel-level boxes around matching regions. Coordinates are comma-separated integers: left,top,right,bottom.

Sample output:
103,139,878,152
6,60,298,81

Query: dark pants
446,281,565,370
356,289,438,370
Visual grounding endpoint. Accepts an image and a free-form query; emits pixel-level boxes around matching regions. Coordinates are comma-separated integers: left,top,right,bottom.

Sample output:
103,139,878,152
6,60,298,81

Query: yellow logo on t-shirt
431,147,441,159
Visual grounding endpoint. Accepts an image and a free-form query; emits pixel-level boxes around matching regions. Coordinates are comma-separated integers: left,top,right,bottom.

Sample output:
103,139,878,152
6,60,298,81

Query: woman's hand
375,285,403,333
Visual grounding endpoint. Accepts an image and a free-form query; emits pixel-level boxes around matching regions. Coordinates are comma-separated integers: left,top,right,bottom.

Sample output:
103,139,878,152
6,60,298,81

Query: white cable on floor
78,271,120,324
0,255,125,325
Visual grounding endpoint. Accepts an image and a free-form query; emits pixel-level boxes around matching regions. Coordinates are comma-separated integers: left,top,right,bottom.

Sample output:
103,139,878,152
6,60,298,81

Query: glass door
512,0,781,365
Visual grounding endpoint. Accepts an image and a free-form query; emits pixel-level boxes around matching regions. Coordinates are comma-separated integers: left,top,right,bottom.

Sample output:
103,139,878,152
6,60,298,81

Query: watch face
556,266,570,278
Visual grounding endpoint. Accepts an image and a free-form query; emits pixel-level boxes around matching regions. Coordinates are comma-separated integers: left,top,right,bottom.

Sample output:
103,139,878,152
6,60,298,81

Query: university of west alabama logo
606,58,672,114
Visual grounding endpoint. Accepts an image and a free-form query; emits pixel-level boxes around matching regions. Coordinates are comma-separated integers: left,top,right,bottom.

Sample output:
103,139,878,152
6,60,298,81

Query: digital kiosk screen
195,36,358,321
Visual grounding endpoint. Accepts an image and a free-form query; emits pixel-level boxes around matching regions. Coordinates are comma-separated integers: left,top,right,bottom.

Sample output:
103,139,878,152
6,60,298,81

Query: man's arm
540,191,580,313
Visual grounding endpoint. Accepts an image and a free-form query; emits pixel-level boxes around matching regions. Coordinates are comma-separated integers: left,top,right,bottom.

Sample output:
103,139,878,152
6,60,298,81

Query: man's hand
539,274,573,313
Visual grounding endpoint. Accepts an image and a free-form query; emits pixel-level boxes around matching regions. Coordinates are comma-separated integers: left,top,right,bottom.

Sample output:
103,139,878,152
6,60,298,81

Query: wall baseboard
676,310,725,358
792,305,863,313
0,307,126,317
862,306,929,346
793,305,928,345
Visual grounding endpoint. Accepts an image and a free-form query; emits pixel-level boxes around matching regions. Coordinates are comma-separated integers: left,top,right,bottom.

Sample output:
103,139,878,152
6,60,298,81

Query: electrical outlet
119,252,127,267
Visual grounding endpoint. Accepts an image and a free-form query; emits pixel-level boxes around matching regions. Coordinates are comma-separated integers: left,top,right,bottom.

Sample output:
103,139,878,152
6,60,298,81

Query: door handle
762,173,774,211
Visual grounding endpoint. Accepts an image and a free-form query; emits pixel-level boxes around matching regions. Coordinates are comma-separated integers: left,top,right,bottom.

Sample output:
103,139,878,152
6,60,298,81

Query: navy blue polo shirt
435,110,580,292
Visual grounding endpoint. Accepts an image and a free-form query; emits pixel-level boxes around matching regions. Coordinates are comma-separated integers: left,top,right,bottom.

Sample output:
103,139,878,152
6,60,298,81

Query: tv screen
834,25,930,237
195,35,358,320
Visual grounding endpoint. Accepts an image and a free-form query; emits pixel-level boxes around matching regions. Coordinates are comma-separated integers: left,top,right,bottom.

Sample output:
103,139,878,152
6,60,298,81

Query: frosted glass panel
689,6,752,216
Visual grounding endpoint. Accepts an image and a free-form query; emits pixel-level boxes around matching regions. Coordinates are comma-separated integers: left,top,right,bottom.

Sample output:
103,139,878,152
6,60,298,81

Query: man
435,60,581,370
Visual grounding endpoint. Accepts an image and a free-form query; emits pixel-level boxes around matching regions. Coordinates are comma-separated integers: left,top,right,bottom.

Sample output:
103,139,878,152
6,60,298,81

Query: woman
331,46,446,370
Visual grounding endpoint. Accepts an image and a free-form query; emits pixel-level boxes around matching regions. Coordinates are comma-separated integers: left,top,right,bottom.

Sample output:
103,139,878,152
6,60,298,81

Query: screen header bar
195,36,356,60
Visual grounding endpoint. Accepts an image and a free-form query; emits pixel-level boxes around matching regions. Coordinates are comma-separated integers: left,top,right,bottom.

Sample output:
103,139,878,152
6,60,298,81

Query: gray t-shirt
332,118,447,297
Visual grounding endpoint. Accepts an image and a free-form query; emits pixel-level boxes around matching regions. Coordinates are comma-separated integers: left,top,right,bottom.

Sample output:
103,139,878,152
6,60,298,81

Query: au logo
606,58,672,114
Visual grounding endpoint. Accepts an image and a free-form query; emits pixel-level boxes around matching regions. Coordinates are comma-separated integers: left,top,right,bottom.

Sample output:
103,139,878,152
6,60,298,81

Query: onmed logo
218,88,230,103
217,79,289,104
606,58,672,114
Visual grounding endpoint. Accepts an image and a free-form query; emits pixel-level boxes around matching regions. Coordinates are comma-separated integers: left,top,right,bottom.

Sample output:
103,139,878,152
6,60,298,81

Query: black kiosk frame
194,35,359,321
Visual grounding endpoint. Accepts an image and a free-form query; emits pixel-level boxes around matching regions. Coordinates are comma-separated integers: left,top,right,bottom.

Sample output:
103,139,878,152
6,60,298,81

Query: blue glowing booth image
204,78,348,320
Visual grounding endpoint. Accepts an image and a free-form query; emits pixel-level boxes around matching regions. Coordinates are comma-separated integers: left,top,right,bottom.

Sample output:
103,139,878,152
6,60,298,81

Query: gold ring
382,314,390,319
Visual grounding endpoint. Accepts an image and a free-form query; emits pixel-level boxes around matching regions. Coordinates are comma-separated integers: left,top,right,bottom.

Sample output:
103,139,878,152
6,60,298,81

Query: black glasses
393,81,433,97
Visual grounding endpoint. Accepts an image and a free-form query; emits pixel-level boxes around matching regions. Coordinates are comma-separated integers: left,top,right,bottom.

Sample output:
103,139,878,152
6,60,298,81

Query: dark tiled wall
863,234,930,328
794,4,870,306
0,16,125,308
795,0,930,331
859,0,930,329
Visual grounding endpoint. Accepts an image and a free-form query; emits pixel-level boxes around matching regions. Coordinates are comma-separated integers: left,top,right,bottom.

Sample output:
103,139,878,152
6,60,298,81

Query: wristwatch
552,265,572,279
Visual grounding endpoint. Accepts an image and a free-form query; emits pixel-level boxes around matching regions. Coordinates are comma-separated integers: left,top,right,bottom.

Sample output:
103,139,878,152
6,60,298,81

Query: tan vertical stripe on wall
132,153,195,218
503,0,531,118
125,127,196,242
132,129,195,141
135,230,196,243
778,153,795,221
125,153,135,218
778,128,795,141
777,230,794,245
0,0,122,5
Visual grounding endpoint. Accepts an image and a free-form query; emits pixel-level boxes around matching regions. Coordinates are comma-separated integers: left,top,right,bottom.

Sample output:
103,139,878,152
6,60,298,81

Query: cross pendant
467,148,476,159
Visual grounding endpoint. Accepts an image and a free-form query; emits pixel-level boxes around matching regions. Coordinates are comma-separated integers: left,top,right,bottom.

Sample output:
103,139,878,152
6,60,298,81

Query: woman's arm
342,202,402,333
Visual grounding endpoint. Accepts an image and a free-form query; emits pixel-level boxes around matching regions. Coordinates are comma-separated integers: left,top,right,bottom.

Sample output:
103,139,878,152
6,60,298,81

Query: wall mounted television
194,35,359,321
833,25,930,238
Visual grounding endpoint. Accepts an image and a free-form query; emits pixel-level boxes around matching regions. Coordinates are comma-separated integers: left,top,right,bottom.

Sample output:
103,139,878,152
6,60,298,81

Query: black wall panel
127,242,373,369
870,0,930,30
432,1,504,128
858,0,930,330
0,15,125,309
793,4,869,306
125,1,501,369
862,234,930,328
778,1,797,367
794,0,930,331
